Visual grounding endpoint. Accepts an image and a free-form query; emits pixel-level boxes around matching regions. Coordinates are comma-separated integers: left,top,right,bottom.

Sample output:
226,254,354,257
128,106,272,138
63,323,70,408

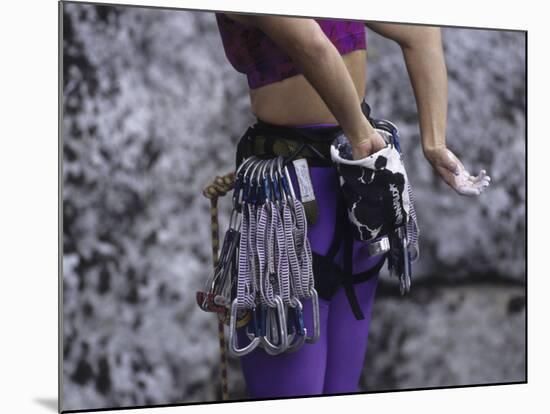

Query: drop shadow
34,397,58,412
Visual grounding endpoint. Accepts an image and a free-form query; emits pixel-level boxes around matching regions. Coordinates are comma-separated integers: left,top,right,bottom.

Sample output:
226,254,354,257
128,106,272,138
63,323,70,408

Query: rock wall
62,4,525,411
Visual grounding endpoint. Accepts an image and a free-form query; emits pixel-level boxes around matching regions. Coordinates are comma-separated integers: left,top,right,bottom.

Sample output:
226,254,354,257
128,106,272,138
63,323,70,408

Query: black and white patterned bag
330,118,420,294
330,127,410,241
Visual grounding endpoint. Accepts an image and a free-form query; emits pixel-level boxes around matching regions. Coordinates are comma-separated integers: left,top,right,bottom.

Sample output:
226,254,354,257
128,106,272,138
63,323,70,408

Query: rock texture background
61,4,526,412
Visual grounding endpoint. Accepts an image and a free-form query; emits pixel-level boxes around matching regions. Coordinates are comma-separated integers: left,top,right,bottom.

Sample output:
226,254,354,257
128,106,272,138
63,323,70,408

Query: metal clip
260,296,288,355
388,226,412,295
228,298,260,357
285,299,307,353
305,287,320,344
367,236,390,257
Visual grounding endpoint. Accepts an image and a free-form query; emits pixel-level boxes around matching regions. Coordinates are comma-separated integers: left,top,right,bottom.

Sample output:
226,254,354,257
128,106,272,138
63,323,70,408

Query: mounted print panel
60,1,526,412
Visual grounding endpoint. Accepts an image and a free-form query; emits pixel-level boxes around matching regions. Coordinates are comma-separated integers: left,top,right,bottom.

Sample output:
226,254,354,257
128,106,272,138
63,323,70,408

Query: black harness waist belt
236,121,342,168
236,100,373,167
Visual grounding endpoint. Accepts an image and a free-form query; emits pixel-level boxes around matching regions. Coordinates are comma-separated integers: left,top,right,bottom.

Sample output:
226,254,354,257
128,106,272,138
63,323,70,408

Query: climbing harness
197,100,420,399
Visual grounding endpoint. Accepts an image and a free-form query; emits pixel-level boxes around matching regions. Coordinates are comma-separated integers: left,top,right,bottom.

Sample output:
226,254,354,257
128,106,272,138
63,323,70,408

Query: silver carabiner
236,155,257,176
283,166,297,201
276,156,292,204
232,156,257,211
248,158,262,185
267,158,282,207
228,208,241,231
239,156,261,205
285,299,307,353
304,287,320,344
259,159,274,203
397,226,411,295
228,298,260,357
260,295,288,355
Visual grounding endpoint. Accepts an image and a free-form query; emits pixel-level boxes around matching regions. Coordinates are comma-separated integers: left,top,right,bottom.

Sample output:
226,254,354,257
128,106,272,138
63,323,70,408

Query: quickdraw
198,156,321,362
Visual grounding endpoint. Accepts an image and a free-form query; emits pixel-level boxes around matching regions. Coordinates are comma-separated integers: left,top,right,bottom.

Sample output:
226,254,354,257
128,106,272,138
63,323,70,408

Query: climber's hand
424,146,491,196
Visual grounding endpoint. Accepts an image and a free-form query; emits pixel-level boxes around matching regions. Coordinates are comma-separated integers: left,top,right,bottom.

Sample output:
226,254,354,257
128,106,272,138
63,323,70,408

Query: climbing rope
202,172,235,402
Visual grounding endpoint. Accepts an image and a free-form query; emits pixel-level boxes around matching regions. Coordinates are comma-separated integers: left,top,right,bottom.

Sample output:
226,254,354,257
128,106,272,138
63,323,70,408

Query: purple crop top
215,14,367,90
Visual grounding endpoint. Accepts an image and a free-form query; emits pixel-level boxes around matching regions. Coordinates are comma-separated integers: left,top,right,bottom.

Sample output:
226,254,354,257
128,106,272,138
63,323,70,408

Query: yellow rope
203,172,234,401
203,171,255,399
202,172,236,200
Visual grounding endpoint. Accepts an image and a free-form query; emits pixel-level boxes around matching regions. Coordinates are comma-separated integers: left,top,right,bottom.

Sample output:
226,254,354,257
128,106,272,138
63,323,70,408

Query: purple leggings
237,276,378,398
236,123,382,398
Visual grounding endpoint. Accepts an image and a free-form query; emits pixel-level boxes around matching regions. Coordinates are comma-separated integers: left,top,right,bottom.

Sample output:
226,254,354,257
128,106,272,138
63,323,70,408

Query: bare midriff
249,49,367,126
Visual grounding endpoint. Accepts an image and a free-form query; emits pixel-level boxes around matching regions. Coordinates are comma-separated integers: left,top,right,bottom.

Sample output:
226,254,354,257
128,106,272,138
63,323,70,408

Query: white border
63,0,530,30
0,0,545,413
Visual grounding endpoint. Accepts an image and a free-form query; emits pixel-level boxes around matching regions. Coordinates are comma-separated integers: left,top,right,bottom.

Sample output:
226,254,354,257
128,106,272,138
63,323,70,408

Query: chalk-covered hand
351,130,387,160
424,146,491,196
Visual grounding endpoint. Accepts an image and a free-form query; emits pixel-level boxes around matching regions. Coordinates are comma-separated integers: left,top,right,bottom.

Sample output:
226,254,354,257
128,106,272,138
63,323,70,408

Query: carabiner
282,165,297,201
234,156,257,209
371,118,400,153
276,157,293,204
228,209,241,231
228,298,260,357
245,304,267,341
304,287,320,344
247,159,263,206
260,295,288,355
268,159,282,204
397,226,411,295
285,299,307,353
260,161,272,203
239,157,259,206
